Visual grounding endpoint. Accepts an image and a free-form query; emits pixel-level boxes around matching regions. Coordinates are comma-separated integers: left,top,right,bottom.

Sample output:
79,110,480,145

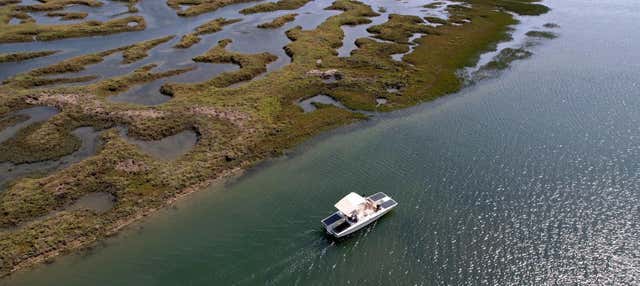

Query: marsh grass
0,113,28,131
175,18,240,48
167,0,258,17
0,15,146,43
240,0,311,14
367,14,436,44
0,0,551,276
257,13,297,29
45,11,88,20
0,51,58,63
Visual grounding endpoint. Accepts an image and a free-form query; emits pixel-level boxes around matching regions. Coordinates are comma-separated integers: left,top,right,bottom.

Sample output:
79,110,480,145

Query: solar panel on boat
369,192,386,201
380,199,397,209
322,213,343,226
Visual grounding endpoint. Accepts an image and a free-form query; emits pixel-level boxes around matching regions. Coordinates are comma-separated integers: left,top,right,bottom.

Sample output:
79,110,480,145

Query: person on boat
364,200,379,212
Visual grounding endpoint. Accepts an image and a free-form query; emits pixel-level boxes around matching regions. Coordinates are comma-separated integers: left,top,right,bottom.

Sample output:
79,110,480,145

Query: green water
4,0,640,285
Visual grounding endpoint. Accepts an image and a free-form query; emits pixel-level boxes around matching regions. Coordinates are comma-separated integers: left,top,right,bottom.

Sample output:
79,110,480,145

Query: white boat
321,192,397,238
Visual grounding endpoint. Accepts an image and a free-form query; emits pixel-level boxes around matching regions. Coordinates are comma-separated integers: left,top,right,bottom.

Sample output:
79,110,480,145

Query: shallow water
0,106,59,144
4,0,640,285
122,129,198,161
68,192,116,214
26,1,131,25
297,94,346,113
0,126,102,189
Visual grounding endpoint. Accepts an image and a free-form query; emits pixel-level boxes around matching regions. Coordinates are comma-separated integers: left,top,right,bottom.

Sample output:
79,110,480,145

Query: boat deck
333,221,352,233
322,192,397,237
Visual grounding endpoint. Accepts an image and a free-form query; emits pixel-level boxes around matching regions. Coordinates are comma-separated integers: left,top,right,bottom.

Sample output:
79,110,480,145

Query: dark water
3,0,640,285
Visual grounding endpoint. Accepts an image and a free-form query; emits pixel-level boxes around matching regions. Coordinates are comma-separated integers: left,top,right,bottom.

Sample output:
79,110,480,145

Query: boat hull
321,192,397,238
333,205,395,238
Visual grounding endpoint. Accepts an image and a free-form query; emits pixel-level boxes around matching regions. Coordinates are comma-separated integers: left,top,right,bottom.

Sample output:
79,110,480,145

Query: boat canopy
335,192,366,215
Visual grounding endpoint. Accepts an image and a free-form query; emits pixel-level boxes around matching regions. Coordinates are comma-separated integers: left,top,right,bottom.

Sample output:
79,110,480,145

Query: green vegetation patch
257,13,297,29
492,0,550,16
94,64,195,96
423,2,444,9
0,15,146,43
167,0,258,17
399,0,520,105
175,17,240,48
27,53,109,76
0,50,58,63
240,0,310,14
367,14,436,44
3,36,176,88
180,38,277,88
45,11,89,20
0,211,105,274
424,16,448,25
117,35,175,64
16,0,102,12
0,117,81,164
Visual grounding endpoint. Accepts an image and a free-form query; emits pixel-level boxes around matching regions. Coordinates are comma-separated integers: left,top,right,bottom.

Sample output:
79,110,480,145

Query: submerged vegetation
0,0,551,277
488,48,533,69
526,30,558,39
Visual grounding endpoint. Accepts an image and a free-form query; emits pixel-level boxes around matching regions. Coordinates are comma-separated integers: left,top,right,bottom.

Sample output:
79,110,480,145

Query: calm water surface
4,0,640,285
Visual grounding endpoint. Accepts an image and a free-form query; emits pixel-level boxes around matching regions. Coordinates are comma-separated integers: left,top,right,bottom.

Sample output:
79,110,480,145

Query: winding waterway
3,0,640,285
